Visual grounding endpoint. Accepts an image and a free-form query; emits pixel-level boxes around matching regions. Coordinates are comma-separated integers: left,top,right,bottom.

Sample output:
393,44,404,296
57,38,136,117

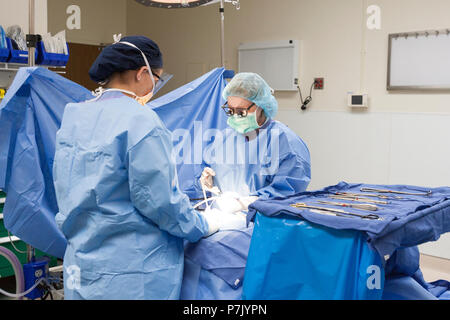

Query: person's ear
136,66,148,82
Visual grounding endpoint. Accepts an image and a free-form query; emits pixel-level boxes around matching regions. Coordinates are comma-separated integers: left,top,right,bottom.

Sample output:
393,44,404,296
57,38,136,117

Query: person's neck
258,114,267,126
105,81,136,98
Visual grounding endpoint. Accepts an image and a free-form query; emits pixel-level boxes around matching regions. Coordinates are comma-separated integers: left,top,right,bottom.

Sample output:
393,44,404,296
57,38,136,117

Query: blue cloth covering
0,68,93,258
243,213,385,300
247,182,450,300
181,226,253,300
249,181,450,259
427,280,450,300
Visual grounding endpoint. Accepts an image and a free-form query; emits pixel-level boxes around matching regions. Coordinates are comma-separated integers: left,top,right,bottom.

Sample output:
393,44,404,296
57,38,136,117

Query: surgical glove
218,212,247,230
200,167,216,190
202,208,221,237
237,196,259,211
216,192,258,214
215,192,245,214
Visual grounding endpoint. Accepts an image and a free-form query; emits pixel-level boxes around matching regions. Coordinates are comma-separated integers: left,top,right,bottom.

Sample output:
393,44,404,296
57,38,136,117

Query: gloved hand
236,196,259,211
215,192,244,214
200,167,215,190
201,208,221,237
216,193,259,214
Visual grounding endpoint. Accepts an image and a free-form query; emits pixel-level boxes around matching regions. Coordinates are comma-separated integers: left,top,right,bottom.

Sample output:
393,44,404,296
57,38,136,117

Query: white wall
47,0,127,45
276,110,450,190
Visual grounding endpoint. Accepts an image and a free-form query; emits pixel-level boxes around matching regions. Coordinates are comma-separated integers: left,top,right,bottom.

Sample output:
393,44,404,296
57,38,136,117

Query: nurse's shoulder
103,96,169,145
269,120,310,158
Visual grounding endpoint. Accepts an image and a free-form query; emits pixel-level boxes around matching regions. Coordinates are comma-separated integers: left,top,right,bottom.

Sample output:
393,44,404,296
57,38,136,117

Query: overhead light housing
134,0,216,8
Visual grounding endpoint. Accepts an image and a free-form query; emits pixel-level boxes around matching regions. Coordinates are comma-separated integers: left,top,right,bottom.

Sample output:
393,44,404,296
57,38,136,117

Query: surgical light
134,0,216,9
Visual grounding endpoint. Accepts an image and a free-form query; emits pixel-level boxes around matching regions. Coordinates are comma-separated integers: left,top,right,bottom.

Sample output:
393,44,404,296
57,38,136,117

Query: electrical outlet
314,78,324,90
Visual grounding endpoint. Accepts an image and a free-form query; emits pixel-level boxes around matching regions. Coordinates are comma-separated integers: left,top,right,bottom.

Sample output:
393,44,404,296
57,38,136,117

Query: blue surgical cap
89,36,163,83
222,72,278,119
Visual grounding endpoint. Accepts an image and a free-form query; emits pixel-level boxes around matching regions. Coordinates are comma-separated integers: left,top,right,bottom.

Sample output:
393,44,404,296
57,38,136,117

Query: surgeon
198,72,311,211
53,36,219,300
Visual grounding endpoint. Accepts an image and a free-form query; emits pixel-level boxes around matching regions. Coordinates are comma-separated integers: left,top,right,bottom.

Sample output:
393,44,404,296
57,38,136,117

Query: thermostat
348,93,368,108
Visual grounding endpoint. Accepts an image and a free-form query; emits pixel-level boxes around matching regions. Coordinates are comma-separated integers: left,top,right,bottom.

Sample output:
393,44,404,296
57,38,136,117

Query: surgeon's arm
127,127,210,242
256,152,311,200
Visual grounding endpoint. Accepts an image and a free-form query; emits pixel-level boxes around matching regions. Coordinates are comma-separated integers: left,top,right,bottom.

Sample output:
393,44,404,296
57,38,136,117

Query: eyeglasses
221,102,255,118
151,71,162,83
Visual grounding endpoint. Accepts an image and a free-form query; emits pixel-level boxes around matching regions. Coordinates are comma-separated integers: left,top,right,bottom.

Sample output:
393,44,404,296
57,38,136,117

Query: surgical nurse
53,36,219,300
199,72,311,209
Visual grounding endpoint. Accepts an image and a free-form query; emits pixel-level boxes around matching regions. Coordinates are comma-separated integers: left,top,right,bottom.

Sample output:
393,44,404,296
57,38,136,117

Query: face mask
227,111,261,134
135,90,153,106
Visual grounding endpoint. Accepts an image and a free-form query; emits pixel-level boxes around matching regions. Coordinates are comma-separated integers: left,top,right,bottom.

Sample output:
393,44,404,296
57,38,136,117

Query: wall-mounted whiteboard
238,40,300,91
388,29,450,90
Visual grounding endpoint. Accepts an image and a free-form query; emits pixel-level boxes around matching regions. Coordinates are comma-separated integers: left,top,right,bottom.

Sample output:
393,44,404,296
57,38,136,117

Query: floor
0,276,16,300
420,254,450,283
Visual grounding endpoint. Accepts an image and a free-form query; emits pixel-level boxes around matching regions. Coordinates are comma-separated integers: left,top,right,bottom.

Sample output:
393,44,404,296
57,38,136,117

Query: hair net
89,36,163,83
222,72,278,119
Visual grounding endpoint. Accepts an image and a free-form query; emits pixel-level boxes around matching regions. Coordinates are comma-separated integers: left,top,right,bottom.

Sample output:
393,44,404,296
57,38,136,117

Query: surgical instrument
292,207,350,218
330,195,389,205
360,187,432,196
193,197,220,210
335,191,401,200
290,203,381,220
317,200,378,211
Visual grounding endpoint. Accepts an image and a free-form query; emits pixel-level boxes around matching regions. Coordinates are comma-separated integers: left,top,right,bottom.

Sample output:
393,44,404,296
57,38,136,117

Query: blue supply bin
0,43,9,62
36,41,69,66
6,38,37,64
23,257,49,300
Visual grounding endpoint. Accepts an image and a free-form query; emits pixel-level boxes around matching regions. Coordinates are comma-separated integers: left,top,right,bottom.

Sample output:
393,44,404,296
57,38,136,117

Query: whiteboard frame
387,28,450,91
238,40,300,91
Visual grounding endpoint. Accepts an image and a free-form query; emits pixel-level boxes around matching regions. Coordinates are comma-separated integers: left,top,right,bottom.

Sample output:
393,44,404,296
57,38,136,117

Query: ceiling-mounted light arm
135,0,241,68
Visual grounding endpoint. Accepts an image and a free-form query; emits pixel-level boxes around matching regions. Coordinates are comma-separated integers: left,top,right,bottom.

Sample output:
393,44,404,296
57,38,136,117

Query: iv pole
219,0,225,68
28,0,37,67
26,0,37,262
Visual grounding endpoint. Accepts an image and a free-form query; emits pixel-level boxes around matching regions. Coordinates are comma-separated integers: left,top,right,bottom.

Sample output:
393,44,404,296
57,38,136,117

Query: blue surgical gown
53,92,209,300
196,120,311,199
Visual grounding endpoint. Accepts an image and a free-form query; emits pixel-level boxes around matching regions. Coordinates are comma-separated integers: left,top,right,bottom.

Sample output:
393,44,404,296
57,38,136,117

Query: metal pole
28,0,36,67
220,0,225,68
27,0,36,263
